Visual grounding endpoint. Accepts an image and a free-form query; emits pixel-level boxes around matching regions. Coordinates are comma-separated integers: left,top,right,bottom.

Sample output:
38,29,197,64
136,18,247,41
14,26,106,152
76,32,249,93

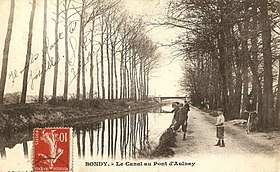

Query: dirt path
172,107,280,172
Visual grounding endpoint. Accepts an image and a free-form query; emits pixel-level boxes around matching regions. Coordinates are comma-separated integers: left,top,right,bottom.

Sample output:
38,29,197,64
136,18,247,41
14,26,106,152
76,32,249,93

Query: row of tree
0,0,160,104
167,0,280,129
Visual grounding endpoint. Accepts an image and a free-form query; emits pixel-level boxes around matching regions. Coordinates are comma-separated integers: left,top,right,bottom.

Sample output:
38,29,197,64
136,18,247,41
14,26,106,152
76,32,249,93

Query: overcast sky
0,0,183,97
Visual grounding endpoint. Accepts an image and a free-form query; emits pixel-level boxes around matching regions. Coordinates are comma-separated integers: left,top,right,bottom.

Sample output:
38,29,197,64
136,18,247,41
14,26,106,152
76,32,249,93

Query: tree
52,0,61,101
260,0,274,128
21,0,36,103
0,0,15,104
62,0,72,101
75,1,85,100
165,0,280,129
38,0,48,103
100,15,106,99
89,12,96,100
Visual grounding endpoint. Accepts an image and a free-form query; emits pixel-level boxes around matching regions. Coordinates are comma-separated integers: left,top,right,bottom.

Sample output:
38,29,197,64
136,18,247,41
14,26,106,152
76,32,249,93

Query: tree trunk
63,0,69,101
96,53,100,99
113,43,118,99
100,16,105,99
123,48,127,98
0,0,15,104
260,0,274,128
216,0,229,118
277,55,280,122
52,0,60,101
89,16,95,100
239,22,249,116
81,21,86,100
129,54,133,99
106,24,111,99
119,44,123,99
110,41,114,100
38,0,47,104
76,3,84,100
234,40,242,118
146,71,149,97
249,0,263,128
21,0,35,104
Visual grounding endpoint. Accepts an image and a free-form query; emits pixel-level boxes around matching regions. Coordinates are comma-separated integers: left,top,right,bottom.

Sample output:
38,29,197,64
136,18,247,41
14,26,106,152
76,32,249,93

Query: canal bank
0,99,166,134
0,103,178,171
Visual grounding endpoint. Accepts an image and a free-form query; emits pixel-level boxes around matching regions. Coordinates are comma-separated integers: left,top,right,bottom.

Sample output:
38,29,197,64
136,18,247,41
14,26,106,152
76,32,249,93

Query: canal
0,104,175,171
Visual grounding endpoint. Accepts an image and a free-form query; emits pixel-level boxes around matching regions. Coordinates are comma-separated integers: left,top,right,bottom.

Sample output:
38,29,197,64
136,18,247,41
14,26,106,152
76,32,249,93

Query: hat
217,108,223,112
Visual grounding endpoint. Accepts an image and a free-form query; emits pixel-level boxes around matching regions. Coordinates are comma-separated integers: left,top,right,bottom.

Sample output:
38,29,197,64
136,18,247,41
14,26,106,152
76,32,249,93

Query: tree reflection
23,142,28,158
101,121,105,158
76,128,81,157
89,127,94,156
113,118,118,159
74,112,150,159
82,129,86,158
0,147,6,159
97,123,100,156
107,119,110,157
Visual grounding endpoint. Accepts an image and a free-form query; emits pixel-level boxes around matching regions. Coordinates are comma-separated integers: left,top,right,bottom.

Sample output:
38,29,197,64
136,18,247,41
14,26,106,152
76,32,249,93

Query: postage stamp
33,128,72,172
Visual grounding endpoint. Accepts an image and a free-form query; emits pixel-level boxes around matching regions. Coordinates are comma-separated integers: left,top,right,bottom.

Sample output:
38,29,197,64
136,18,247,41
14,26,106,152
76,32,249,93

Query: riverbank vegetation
0,98,159,134
166,0,280,131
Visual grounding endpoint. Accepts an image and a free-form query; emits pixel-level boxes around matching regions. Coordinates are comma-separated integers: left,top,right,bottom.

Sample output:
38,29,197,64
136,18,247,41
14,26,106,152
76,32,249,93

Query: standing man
214,108,225,147
173,103,188,140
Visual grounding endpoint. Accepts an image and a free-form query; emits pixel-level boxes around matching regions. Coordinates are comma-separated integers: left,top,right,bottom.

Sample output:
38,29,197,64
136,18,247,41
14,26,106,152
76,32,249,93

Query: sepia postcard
0,0,279,171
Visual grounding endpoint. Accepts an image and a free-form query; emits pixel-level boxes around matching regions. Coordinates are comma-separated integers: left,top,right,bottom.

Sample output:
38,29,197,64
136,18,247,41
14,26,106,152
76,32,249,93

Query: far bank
0,98,166,134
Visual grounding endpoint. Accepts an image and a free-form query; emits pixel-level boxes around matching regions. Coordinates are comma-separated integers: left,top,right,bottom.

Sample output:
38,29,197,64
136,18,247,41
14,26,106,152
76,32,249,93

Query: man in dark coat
173,103,189,140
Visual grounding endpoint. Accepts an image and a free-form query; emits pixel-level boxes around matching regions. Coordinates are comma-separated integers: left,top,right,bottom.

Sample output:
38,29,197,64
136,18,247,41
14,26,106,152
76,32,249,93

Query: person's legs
214,127,220,146
214,139,220,146
219,127,225,147
182,123,187,140
173,121,180,131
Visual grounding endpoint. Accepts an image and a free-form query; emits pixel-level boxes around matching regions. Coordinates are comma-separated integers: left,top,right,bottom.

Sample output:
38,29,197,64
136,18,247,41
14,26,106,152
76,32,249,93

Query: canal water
0,104,175,171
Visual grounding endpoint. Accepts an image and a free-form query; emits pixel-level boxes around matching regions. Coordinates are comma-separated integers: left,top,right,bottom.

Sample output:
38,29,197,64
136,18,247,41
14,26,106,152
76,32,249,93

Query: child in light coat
214,108,225,147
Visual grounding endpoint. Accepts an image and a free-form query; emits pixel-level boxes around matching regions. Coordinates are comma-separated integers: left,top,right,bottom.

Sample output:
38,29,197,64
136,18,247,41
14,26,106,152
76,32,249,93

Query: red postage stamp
33,128,71,172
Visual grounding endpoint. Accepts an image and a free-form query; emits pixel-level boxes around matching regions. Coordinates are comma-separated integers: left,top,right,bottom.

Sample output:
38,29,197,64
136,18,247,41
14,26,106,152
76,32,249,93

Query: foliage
166,0,280,129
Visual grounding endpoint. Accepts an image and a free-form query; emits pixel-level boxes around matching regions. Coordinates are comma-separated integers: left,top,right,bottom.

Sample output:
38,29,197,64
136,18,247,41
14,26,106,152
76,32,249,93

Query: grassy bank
0,99,162,134
150,128,176,158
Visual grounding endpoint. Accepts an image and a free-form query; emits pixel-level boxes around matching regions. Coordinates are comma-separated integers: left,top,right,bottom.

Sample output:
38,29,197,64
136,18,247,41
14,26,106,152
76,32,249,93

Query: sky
0,0,184,97
124,0,184,96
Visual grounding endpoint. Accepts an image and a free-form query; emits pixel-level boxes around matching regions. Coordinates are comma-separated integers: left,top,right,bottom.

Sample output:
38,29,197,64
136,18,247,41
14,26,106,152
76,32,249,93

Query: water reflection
74,112,150,160
0,106,174,162
23,142,28,158
0,130,33,160
0,147,6,158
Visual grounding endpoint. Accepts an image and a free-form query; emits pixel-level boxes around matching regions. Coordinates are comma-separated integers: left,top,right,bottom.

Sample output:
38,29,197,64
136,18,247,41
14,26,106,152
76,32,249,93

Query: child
214,108,225,147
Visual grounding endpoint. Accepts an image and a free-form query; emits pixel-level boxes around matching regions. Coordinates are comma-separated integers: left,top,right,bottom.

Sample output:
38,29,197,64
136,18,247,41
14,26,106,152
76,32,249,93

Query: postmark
33,128,72,171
